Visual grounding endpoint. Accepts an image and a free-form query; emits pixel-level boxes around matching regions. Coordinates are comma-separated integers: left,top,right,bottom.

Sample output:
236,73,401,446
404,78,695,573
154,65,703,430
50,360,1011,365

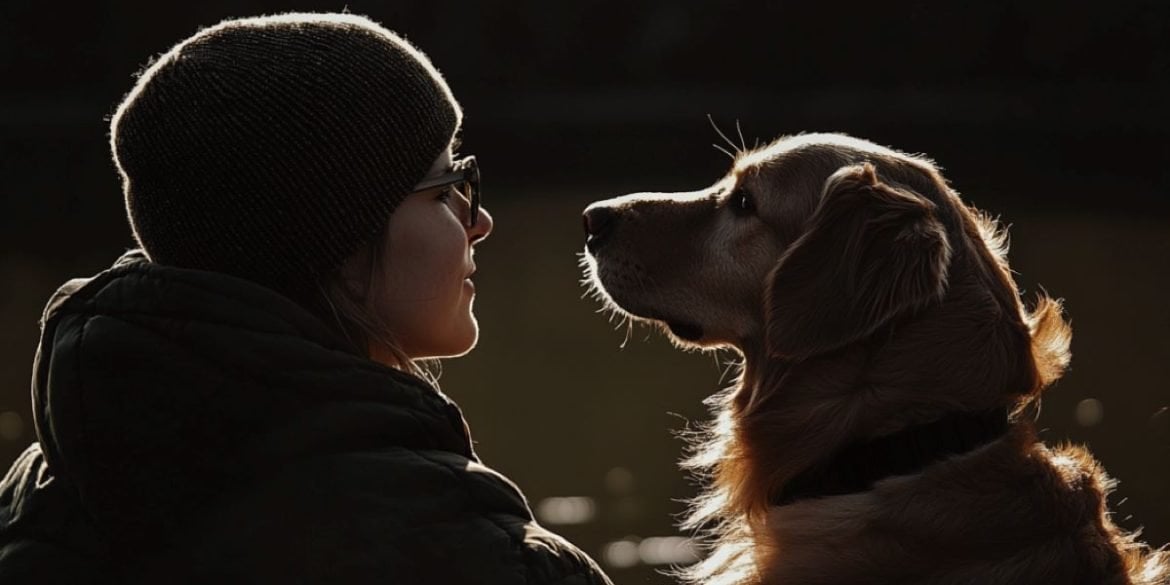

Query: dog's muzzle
582,201,707,343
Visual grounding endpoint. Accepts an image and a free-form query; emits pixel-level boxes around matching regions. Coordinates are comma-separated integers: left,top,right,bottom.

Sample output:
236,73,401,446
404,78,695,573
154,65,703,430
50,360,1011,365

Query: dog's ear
765,162,952,359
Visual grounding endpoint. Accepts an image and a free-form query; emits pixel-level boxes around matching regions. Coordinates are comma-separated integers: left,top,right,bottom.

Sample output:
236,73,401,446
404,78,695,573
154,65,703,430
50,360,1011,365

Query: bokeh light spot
605,466,635,494
638,536,698,565
535,496,597,525
602,538,640,569
0,411,24,441
1076,398,1104,427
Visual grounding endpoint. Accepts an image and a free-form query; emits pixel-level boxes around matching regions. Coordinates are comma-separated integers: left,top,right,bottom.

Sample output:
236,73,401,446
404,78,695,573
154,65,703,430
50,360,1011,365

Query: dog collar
774,407,1011,506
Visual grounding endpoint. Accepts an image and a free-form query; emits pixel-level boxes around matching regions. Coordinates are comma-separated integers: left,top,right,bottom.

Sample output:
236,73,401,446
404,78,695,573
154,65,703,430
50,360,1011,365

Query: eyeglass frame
409,155,481,227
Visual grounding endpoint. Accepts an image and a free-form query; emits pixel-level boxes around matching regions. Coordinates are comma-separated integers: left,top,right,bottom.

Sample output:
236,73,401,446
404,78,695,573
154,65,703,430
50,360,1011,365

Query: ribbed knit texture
110,13,461,304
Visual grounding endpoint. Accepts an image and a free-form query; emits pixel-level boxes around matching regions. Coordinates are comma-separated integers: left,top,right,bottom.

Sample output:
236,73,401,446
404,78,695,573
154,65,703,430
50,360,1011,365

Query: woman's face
347,148,494,365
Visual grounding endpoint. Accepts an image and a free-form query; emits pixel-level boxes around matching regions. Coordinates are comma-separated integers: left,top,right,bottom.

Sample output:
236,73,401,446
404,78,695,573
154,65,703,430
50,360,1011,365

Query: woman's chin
411,321,479,361
450,321,480,356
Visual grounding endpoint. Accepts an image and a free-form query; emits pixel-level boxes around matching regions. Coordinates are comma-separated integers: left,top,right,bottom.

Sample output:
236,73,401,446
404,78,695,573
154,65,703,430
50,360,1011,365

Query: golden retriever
581,133,1168,584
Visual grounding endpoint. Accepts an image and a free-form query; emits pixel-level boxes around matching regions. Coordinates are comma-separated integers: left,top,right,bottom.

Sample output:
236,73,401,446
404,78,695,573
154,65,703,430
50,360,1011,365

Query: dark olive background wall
2,1,1168,583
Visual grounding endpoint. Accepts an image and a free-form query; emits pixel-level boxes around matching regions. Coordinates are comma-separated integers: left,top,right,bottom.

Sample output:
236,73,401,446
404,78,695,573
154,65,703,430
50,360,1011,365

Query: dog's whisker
735,119,747,153
712,144,735,161
620,317,635,349
707,114,741,156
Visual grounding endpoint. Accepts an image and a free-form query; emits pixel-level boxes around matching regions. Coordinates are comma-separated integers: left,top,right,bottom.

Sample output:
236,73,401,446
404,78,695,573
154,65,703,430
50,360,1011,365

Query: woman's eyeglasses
410,155,481,227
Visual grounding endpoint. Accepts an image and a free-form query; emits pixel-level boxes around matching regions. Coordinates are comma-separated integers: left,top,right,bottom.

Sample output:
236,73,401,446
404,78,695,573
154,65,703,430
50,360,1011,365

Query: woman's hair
316,226,435,382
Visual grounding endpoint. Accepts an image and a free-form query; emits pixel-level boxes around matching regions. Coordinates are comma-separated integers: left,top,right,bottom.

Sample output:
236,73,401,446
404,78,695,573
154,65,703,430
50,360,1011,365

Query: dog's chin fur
581,134,1170,585
596,286,715,350
581,252,725,351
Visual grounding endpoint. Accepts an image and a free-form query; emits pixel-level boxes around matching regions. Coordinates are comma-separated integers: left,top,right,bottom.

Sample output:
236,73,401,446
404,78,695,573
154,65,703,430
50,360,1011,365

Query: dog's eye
730,189,755,216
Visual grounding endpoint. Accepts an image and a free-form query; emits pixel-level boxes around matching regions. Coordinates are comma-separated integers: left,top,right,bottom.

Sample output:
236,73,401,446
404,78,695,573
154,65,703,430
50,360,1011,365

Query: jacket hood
9,250,474,560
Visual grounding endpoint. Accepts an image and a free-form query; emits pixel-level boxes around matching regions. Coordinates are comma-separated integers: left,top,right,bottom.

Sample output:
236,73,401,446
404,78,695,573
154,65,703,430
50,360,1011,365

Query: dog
581,133,1168,584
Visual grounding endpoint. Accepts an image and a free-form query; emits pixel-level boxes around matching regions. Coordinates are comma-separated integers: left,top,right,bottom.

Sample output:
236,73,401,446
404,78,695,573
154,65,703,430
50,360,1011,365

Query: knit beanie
110,13,462,304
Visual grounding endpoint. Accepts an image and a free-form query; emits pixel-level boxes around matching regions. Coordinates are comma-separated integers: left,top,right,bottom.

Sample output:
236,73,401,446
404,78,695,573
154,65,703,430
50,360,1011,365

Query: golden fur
582,133,1168,584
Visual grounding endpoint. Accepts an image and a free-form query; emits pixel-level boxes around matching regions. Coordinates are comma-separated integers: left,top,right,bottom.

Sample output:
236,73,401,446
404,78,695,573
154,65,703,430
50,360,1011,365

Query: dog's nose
584,206,615,237
583,205,616,252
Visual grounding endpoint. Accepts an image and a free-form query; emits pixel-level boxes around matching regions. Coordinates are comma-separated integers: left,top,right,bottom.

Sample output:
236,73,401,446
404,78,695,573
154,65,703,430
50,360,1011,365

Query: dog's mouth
666,320,704,341
642,308,705,342
584,254,707,343
606,297,707,343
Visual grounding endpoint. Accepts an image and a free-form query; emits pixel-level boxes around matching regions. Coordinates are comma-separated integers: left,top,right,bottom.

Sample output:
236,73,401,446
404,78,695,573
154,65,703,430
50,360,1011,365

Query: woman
0,13,612,585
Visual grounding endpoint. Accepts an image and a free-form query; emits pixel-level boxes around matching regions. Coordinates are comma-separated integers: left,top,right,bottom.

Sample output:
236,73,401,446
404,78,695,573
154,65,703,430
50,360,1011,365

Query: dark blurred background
2,1,1168,582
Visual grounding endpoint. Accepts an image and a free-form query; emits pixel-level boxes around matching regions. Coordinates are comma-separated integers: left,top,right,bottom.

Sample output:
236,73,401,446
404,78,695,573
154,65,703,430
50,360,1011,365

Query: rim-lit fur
583,133,1168,584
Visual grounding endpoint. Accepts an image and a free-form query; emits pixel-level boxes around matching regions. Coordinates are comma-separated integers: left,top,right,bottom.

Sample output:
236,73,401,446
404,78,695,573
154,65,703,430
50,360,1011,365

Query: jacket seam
70,315,90,508
414,450,533,583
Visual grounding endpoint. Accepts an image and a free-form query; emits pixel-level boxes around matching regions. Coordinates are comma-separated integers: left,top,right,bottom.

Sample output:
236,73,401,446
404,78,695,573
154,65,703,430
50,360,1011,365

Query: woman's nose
469,207,493,244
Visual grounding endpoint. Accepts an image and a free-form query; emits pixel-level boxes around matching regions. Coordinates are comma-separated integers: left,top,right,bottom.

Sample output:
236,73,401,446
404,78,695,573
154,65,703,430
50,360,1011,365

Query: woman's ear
764,162,952,360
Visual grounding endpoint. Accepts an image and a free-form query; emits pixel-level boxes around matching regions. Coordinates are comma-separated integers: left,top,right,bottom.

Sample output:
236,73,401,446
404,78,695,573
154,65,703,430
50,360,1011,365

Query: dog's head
583,132,1069,397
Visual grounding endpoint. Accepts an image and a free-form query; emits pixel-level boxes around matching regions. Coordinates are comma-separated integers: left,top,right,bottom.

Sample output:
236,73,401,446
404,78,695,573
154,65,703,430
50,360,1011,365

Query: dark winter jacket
0,250,612,584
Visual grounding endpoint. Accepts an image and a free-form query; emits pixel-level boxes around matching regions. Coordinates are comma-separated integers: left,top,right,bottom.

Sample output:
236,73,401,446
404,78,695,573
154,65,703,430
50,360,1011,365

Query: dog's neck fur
723,249,1041,522
735,334,1015,507
725,339,1014,517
